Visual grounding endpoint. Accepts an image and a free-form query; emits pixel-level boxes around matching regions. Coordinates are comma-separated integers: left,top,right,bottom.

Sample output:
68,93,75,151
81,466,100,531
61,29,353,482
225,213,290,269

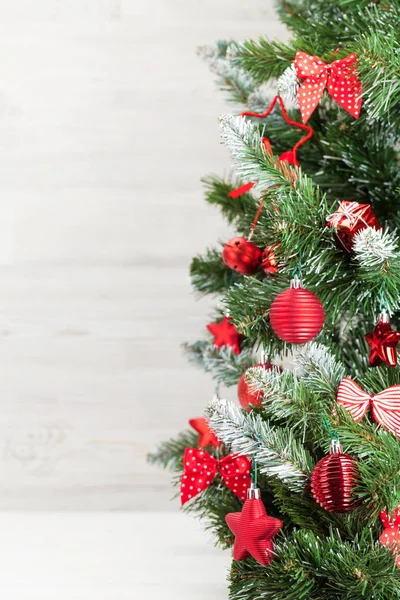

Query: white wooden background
0,0,287,510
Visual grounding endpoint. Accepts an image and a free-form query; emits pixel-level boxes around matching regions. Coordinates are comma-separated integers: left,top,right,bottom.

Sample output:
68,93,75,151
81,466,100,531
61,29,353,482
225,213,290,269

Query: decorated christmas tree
149,2,400,598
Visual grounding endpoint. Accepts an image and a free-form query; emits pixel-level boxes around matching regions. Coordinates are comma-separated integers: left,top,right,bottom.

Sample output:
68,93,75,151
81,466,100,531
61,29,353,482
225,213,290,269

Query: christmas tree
149,2,400,598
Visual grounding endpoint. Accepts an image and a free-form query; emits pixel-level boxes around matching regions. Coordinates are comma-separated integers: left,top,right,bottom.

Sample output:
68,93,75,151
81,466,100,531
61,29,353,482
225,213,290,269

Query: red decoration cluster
380,506,400,568
294,51,362,123
189,418,219,448
326,200,381,252
222,237,263,275
226,491,282,566
365,314,400,367
261,245,280,275
207,316,241,355
270,284,325,344
337,377,400,438
180,448,251,505
311,447,359,513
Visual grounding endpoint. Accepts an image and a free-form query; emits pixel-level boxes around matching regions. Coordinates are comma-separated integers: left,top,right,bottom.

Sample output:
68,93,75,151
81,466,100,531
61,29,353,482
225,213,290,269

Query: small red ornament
380,505,400,567
261,245,280,275
189,417,219,448
310,440,359,513
365,312,400,368
238,362,278,411
270,277,324,344
326,200,382,252
226,485,282,566
180,448,251,504
207,316,241,355
222,237,262,275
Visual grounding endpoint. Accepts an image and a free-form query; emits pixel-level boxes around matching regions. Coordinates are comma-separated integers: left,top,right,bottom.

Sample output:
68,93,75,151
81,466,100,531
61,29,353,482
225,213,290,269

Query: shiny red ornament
380,505,400,567
269,278,324,344
337,377,400,438
226,486,282,566
180,448,251,504
238,362,280,411
189,417,219,448
207,316,241,355
365,312,400,368
261,245,280,275
222,237,262,275
326,200,382,252
310,440,359,513
294,51,362,123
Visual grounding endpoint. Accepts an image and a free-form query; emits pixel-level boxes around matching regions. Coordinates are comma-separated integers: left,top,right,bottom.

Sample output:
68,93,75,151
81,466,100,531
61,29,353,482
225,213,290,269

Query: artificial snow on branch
353,227,398,268
206,397,314,491
277,63,299,106
295,342,346,395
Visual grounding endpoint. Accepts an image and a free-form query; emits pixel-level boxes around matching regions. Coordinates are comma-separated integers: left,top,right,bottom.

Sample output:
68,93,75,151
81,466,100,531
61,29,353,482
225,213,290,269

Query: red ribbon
337,377,400,437
180,448,251,505
294,51,362,123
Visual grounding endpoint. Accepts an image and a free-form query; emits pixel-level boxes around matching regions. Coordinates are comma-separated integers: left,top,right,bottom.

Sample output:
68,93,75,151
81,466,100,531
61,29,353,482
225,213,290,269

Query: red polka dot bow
294,51,362,123
380,506,400,567
337,377,400,437
180,448,251,505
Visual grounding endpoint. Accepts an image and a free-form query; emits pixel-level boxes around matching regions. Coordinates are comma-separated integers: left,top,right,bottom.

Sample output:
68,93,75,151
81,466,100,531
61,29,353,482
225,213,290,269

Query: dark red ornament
207,316,241,355
238,362,278,411
189,417,219,448
261,245,280,275
311,440,359,513
365,312,400,368
326,200,382,252
226,485,282,566
270,278,324,344
380,505,400,567
222,237,262,275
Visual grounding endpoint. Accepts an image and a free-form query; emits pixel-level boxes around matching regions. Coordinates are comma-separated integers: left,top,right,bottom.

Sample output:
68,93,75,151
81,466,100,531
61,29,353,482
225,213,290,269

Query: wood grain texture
0,0,288,509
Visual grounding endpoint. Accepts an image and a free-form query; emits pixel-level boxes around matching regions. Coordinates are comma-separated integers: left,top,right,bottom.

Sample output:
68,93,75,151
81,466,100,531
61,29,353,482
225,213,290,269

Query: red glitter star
207,316,241,355
365,318,400,367
189,418,219,448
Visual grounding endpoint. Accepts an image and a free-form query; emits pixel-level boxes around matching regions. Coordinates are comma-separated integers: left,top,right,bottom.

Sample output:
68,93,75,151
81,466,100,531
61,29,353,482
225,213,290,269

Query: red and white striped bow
180,448,251,505
337,377,400,437
294,51,362,123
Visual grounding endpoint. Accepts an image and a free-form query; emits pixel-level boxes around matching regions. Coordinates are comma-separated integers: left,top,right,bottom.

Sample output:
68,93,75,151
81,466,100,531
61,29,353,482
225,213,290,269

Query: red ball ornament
270,278,324,344
261,245,280,275
238,362,273,411
222,237,262,275
226,485,282,566
311,440,359,513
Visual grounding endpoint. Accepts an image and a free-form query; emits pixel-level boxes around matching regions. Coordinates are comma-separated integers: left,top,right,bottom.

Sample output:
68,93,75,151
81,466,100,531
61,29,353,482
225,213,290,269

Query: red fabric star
365,319,400,367
189,418,219,448
207,316,241,355
226,495,282,566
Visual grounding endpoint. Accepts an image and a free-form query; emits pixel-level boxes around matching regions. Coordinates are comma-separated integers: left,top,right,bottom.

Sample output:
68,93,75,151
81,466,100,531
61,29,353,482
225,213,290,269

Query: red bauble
238,362,278,411
261,246,280,275
365,312,400,368
222,237,263,275
226,486,282,566
270,279,324,344
326,200,382,252
311,441,359,513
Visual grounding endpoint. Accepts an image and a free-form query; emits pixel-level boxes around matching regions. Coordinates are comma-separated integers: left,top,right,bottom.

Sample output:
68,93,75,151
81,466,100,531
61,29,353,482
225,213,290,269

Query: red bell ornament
222,237,263,275
270,277,324,344
238,362,273,411
311,440,359,513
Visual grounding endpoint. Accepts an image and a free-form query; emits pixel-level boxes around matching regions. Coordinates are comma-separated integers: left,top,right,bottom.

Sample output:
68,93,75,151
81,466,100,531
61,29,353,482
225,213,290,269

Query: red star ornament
365,314,400,367
226,488,283,566
207,316,241,355
189,417,219,448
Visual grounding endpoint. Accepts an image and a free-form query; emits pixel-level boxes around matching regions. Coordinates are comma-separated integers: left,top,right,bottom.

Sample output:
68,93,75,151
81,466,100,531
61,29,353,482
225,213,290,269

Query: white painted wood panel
0,0,287,508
